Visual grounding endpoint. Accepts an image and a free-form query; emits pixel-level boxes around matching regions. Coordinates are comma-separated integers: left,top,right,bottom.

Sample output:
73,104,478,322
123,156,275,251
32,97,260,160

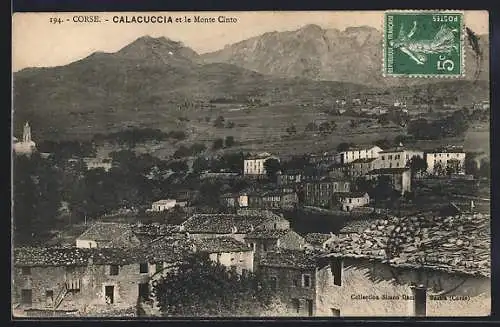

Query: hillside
13,36,370,140
13,33,489,142
202,24,490,87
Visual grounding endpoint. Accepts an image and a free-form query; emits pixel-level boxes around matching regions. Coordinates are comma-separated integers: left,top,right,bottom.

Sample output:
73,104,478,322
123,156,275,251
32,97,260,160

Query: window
109,265,119,276
331,258,342,286
46,290,54,304
270,276,278,290
302,274,311,288
21,289,32,305
292,278,299,287
413,286,427,316
331,308,340,317
344,183,349,191
139,263,149,274
89,242,93,248
21,267,31,276
381,156,385,160
263,243,268,252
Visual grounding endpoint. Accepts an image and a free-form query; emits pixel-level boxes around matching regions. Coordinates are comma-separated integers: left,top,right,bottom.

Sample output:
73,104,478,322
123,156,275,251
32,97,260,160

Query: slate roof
194,237,252,253
13,247,140,267
338,219,376,234
304,233,332,248
259,250,321,269
138,237,194,264
245,229,291,240
15,238,194,267
77,222,139,246
131,223,181,236
181,213,272,234
325,213,490,277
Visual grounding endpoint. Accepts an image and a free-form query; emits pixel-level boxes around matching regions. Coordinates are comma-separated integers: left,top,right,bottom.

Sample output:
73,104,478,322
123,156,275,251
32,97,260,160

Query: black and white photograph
11,11,490,318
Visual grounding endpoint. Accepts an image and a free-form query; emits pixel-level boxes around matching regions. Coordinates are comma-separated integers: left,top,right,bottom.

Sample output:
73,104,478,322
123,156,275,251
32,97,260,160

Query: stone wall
315,258,490,317
12,263,150,316
259,265,316,316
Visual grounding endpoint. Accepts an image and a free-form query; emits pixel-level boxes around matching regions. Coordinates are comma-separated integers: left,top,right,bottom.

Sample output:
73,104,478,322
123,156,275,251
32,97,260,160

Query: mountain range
13,25,489,140
202,24,489,86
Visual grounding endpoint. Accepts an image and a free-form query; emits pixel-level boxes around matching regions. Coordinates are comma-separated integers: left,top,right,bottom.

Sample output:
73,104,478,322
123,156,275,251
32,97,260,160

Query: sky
12,11,489,72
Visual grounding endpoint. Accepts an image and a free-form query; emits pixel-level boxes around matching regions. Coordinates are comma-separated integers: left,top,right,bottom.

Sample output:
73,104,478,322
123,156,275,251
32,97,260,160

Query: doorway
138,283,150,300
306,299,313,316
105,285,114,304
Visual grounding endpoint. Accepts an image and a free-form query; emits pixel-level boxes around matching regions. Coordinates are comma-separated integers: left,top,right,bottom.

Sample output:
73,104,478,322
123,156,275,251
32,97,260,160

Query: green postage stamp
384,11,464,77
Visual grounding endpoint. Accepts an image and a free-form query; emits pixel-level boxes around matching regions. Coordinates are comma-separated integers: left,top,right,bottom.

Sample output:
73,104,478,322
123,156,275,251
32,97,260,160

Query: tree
479,159,490,179
374,139,392,150
173,146,191,159
286,124,297,136
305,122,317,132
464,154,479,176
336,142,353,152
190,143,207,155
408,156,428,177
319,121,335,134
263,158,281,181
153,253,279,317
212,138,224,150
192,157,210,174
224,136,235,148
213,116,225,128
433,162,446,176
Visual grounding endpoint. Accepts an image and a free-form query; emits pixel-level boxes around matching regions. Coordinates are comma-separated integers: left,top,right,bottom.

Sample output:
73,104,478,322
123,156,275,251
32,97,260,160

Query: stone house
338,192,370,212
365,168,412,194
328,164,349,179
277,170,303,186
321,213,490,316
373,146,424,170
347,158,378,177
76,222,142,249
149,199,178,212
247,190,298,210
219,192,249,208
194,236,254,274
259,213,490,317
180,210,290,242
257,250,321,316
304,178,350,208
12,245,189,317
245,229,306,271
425,148,466,176
303,233,334,251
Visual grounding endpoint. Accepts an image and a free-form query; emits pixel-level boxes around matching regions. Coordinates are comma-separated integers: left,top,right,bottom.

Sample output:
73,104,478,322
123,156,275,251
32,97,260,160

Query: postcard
12,11,490,318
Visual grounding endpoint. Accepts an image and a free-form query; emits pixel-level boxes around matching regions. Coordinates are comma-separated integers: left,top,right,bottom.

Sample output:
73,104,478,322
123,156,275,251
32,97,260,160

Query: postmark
384,11,464,77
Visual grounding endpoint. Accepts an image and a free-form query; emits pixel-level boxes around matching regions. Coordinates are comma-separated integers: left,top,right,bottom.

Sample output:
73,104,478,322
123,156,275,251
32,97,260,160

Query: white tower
23,122,31,143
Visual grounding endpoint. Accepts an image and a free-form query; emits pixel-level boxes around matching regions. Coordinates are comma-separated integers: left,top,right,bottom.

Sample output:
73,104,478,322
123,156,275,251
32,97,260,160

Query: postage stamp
384,11,464,77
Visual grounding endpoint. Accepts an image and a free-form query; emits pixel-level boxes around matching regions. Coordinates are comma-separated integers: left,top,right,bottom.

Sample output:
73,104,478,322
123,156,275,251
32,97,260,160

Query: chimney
470,200,475,211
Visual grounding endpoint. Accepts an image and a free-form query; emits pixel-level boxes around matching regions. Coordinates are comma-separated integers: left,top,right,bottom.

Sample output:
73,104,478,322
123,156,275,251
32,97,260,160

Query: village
12,118,491,317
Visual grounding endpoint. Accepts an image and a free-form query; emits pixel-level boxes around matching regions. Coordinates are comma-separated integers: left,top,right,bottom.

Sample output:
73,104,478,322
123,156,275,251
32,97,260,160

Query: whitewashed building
243,152,279,176
425,148,466,176
337,145,383,165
